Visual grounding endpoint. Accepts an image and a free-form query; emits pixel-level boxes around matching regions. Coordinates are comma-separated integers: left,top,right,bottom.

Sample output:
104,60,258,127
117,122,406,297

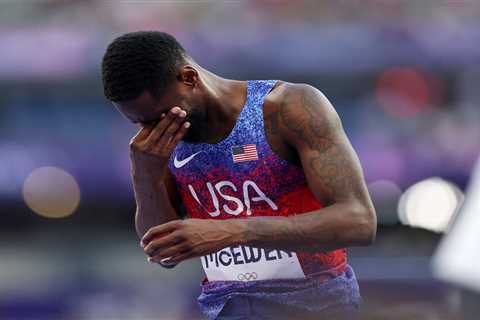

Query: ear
178,65,198,87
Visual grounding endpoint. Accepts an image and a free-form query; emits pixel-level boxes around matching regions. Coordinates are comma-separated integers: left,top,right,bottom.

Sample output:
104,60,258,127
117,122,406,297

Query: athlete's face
113,80,208,143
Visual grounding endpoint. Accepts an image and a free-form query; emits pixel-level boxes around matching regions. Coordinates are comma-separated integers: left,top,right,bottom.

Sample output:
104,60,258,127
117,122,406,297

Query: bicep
297,127,367,206
279,85,370,206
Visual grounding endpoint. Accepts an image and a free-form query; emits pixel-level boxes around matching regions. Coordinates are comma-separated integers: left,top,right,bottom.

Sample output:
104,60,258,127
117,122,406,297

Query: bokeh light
22,166,80,218
376,67,432,118
1,2,479,319
398,177,463,233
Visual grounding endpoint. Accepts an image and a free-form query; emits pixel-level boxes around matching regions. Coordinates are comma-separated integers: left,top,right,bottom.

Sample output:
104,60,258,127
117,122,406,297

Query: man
102,31,376,319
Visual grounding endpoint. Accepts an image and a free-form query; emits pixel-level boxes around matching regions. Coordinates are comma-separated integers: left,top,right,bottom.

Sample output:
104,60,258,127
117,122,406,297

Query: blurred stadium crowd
0,1,479,319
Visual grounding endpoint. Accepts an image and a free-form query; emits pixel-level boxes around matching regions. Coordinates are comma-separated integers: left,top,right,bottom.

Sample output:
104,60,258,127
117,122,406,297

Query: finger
136,113,165,144
166,121,190,150
152,257,178,269
149,242,190,261
155,109,187,146
147,107,182,142
170,121,191,146
169,250,196,264
143,232,180,256
141,220,181,246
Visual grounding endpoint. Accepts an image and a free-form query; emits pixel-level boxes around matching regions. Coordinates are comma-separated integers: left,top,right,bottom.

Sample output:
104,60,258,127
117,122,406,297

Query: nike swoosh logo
173,151,202,168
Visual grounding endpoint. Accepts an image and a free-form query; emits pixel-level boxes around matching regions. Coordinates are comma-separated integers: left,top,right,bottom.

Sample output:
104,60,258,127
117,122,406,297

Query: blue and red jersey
167,80,360,319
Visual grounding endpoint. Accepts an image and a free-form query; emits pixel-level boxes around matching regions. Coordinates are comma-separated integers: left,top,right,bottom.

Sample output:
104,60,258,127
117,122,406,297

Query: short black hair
101,31,186,102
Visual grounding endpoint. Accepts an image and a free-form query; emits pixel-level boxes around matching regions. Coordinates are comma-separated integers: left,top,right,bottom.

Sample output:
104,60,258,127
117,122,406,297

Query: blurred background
1,1,479,319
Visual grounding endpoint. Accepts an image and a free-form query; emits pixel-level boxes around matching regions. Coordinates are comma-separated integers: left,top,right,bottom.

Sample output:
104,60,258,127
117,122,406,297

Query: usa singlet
167,80,361,319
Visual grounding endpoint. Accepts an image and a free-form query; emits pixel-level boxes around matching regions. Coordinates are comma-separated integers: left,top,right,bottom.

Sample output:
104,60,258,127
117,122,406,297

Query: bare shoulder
266,81,343,149
266,81,302,105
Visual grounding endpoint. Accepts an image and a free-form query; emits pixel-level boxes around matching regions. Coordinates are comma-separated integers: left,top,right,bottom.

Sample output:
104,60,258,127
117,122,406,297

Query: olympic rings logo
237,272,258,281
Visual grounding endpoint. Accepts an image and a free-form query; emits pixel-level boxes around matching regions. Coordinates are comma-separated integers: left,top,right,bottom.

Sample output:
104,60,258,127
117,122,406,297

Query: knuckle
149,239,160,248
190,247,199,255
172,231,182,242
144,244,154,254
166,126,178,135
146,227,156,236
172,220,183,228
176,231,186,241
185,238,195,249
144,229,156,240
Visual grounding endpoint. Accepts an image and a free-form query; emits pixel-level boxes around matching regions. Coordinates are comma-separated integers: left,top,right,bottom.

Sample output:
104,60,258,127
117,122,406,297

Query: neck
195,63,247,144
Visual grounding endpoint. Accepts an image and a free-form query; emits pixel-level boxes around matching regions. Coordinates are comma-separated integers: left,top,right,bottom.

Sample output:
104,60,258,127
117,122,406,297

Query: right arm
129,107,190,238
132,168,182,238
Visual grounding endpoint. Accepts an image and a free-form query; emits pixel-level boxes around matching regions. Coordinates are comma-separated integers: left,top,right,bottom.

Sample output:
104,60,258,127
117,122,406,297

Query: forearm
126,108,190,241
132,173,179,238
238,202,376,252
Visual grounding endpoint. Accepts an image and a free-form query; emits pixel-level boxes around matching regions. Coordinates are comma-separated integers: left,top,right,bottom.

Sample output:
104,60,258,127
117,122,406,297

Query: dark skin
114,61,376,265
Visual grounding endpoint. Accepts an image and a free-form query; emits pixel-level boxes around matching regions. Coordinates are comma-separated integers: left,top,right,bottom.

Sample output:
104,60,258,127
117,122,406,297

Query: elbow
358,218,376,247
349,202,377,247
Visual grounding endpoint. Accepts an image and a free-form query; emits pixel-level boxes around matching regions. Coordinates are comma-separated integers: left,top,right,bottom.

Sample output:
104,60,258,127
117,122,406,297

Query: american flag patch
231,144,258,163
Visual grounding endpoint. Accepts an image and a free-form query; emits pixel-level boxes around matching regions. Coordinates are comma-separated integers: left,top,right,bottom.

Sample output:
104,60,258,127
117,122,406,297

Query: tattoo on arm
279,86,366,205
263,109,280,138
246,87,375,252
245,85,375,252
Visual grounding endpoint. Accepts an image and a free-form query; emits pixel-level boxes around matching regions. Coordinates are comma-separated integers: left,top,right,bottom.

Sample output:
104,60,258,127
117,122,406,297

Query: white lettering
215,181,244,215
188,183,221,217
200,245,306,282
206,182,221,217
188,180,278,217
243,180,278,215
